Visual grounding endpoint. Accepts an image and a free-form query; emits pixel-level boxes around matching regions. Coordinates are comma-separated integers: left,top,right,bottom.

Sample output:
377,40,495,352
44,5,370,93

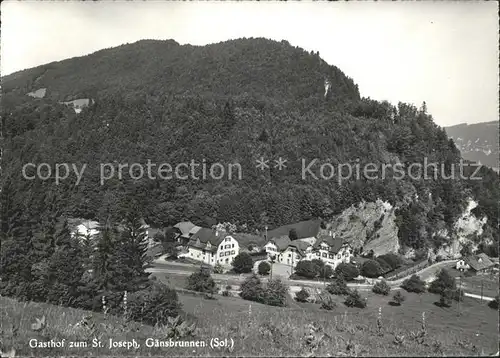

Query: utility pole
480,277,484,302
457,273,462,317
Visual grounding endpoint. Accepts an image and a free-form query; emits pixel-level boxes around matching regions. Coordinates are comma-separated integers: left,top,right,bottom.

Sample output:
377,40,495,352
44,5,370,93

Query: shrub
401,275,426,293
318,291,337,310
264,278,288,307
186,269,216,294
372,280,391,295
428,269,456,295
375,257,392,274
240,274,265,303
344,289,367,308
294,260,317,279
488,295,499,310
213,263,224,274
378,253,403,270
311,259,326,276
335,263,359,281
127,282,182,325
326,276,350,295
258,261,271,276
392,291,405,305
361,259,384,278
295,287,310,303
232,252,254,273
319,264,334,279
439,289,453,307
222,290,231,297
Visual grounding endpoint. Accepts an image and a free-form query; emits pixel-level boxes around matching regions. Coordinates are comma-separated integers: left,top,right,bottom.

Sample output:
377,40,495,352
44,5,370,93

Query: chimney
215,231,219,237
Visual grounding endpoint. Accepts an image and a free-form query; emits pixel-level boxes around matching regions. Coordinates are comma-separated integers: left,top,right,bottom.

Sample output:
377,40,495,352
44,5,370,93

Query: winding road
147,258,496,301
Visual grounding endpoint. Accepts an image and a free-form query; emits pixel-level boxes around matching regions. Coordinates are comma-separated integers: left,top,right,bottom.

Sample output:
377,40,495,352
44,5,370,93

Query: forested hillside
1,38,498,257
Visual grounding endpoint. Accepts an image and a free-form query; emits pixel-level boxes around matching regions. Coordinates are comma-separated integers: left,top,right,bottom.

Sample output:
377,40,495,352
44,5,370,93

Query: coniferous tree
111,208,150,292
92,224,116,292
46,219,86,306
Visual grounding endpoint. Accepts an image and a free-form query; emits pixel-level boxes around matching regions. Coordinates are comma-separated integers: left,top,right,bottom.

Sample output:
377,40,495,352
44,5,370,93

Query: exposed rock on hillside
326,199,399,256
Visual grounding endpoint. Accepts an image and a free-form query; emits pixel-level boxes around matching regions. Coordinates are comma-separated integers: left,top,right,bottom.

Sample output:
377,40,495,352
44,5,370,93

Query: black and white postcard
1,1,498,357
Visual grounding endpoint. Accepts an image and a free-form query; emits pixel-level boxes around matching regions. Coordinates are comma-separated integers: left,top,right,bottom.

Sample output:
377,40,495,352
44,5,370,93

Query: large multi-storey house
263,219,353,269
183,227,241,266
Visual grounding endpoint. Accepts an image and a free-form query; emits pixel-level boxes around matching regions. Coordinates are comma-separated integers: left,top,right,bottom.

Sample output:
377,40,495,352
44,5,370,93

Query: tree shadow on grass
388,301,400,307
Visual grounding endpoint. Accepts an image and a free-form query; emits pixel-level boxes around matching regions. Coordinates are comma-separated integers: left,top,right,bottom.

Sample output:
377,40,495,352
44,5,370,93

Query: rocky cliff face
432,198,489,259
328,197,489,260
326,199,399,256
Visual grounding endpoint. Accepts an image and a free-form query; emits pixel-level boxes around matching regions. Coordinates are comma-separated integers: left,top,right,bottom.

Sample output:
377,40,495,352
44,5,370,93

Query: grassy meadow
1,286,498,357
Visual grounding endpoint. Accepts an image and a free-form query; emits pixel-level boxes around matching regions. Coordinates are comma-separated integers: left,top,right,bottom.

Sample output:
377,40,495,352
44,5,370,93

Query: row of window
315,251,350,259
223,244,235,249
220,250,235,257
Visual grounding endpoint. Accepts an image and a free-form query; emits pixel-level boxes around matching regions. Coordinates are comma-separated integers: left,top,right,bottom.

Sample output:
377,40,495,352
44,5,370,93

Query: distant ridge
445,120,499,171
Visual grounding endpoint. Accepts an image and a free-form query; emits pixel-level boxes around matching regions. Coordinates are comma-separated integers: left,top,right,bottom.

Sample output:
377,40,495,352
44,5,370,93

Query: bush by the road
295,287,310,303
335,263,359,281
232,252,253,273
326,276,350,295
240,274,265,303
294,260,317,279
319,291,337,310
264,278,288,307
186,268,216,295
428,269,456,295
311,259,326,276
401,274,426,293
378,253,404,270
240,274,288,307
319,264,334,279
344,289,367,308
361,259,384,278
372,280,391,295
213,263,224,274
258,261,271,276
375,257,393,275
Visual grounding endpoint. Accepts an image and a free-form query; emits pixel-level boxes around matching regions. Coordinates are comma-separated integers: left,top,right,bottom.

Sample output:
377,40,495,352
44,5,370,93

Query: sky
1,1,498,127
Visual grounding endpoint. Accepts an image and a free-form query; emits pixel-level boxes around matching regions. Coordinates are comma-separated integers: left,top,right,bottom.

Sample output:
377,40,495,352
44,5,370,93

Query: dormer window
196,238,200,245
206,242,211,249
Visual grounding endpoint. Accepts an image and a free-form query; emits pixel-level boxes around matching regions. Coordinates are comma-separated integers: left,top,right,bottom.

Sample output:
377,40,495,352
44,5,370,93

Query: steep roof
174,221,196,236
269,235,292,251
287,239,313,257
231,232,267,249
267,219,323,240
465,253,494,271
313,235,345,254
188,226,202,235
188,228,232,252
